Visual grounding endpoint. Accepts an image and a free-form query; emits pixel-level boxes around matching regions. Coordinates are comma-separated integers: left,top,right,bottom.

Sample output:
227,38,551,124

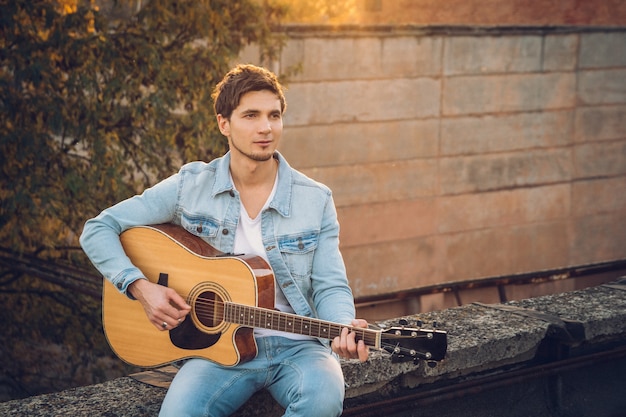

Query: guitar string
185,296,432,338
180,296,428,355
179,294,374,341
165,291,436,355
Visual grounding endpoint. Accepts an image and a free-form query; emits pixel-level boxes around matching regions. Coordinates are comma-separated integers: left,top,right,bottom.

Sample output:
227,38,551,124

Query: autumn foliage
0,0,285,399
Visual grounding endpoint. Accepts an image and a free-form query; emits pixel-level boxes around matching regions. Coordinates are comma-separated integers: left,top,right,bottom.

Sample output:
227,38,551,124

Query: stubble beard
230,136,275,162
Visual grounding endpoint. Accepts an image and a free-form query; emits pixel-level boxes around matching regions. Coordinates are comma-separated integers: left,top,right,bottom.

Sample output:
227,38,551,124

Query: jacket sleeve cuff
110,268,147,300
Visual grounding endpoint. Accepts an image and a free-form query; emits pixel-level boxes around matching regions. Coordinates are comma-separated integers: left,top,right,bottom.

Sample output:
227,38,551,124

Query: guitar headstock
379,320,447,365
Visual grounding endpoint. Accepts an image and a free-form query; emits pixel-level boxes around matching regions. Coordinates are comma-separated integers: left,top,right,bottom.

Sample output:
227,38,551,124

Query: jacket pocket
180,212,220,238
277,232,319,279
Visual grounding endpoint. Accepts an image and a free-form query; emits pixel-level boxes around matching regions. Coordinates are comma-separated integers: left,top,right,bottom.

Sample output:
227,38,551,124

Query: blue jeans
159,336,345,417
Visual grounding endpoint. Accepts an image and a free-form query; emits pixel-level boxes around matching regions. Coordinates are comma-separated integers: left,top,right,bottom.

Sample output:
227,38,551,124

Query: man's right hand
128,279,192,331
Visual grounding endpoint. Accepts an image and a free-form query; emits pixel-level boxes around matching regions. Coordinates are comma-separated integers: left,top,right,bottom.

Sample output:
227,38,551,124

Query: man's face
217,90,283,162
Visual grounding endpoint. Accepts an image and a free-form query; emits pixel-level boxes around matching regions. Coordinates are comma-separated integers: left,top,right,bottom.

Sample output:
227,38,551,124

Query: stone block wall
353,0,626,26
239,26,626,316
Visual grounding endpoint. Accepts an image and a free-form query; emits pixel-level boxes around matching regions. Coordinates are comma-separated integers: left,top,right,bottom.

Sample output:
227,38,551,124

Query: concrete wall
240,26,626,316
4,279,625,416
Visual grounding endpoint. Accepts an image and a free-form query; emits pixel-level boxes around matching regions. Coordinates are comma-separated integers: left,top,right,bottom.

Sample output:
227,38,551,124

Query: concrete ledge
2,279,625,416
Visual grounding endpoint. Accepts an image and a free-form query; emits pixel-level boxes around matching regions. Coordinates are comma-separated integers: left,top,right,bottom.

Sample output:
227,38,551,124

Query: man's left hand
331,319,370,362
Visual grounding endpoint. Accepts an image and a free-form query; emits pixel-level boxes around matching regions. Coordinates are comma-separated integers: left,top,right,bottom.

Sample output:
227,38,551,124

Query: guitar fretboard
224,302,380,348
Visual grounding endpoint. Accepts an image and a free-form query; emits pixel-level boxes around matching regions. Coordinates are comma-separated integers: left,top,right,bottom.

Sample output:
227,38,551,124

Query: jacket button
222,229,229,235
116,282,122,289
229,190,235,197
196,226,203,233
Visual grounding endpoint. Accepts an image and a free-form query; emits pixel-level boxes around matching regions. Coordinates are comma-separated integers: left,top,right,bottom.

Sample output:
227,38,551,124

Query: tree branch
0,247,102,299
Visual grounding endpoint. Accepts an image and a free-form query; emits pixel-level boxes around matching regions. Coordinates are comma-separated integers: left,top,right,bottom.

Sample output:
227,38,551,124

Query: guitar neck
224,302,381,348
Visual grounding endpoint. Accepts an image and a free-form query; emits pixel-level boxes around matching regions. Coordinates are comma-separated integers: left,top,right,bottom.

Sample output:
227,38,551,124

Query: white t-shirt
232,176,313,340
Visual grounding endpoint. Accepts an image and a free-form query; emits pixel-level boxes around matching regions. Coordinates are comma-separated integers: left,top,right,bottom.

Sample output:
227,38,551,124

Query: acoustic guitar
102,224,447,367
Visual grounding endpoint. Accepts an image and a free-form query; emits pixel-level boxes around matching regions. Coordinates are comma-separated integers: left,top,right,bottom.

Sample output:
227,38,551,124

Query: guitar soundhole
195,291,225,328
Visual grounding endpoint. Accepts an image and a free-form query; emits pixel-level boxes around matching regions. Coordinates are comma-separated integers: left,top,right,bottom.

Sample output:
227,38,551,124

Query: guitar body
103,224,448,368
103,224,275,368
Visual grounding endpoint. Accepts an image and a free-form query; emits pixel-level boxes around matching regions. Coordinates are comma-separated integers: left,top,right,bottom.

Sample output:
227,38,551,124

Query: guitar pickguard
169,316,221,350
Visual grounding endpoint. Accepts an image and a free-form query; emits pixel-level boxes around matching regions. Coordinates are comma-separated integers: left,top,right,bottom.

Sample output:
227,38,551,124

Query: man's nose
259,118,272,133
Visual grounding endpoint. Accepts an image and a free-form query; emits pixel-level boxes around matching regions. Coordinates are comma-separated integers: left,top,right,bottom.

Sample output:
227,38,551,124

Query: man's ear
216,114,230,136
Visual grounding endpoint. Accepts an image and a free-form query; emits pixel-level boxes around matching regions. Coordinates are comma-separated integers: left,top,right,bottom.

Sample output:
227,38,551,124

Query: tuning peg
432,321,438,328
427,361,437,368
399,318,409,326
415,320,423,327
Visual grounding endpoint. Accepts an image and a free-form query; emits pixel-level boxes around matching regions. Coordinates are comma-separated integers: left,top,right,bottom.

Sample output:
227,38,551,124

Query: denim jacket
80,151,356,327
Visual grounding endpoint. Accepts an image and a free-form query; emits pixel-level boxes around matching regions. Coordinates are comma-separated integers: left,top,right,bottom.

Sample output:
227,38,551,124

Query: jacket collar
212,151,292,218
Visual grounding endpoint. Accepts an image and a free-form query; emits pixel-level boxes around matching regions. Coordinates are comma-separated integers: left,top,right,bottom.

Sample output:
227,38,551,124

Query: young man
80,64,369,417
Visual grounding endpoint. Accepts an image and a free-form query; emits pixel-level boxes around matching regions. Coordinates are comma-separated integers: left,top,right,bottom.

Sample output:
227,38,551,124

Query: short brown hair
212,64,286,119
